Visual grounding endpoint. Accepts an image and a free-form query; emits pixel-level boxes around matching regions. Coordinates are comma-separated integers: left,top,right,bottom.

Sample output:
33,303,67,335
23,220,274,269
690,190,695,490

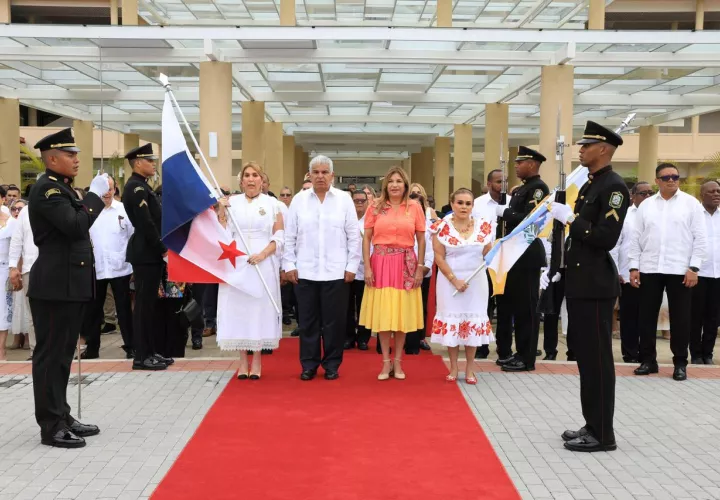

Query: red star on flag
217,240,245,268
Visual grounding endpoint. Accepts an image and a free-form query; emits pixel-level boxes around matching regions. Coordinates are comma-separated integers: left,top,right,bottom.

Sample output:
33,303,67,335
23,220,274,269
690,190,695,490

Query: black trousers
281,282,296,321
477,272,495,358
190,283,219,341
619,283,641,362
30,299,86,437
296,279,349,372
81,275,133,354
690,277,720,360
346,280,371,345
495,266,541,366
542,270,566,356
132,264,163,361
638,273,691,367
405,277,430,353
567,298,616,445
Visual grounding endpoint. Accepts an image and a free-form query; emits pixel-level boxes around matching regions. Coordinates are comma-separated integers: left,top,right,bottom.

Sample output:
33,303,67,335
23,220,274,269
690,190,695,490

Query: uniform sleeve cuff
283,262,297,272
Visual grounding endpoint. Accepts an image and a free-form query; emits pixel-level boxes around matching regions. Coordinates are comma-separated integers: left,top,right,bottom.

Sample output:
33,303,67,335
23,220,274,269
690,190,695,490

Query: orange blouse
364,200,426,248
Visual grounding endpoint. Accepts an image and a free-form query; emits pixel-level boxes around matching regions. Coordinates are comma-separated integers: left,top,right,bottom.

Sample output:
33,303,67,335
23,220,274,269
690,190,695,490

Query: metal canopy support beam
643,106,720,126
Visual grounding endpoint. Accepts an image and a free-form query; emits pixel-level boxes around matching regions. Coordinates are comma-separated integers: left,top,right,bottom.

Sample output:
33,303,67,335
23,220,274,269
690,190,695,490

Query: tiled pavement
3,351,720,499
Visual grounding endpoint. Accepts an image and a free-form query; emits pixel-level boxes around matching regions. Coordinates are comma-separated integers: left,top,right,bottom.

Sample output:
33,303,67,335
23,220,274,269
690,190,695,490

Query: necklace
245,192,260,201
453,217,473,235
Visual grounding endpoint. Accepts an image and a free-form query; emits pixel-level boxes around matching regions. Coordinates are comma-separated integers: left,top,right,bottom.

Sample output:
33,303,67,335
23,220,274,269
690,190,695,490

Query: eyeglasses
635,190,653,197
10,207,22,213
353,199,368,204
279,193,292,198
658,175,680,182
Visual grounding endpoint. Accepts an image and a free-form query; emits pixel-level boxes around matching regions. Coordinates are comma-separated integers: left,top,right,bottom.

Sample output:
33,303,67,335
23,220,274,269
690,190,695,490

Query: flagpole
158,75,281,315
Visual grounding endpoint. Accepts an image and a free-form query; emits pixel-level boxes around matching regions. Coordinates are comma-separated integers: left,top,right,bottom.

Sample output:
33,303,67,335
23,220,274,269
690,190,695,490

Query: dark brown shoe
202,327,216,337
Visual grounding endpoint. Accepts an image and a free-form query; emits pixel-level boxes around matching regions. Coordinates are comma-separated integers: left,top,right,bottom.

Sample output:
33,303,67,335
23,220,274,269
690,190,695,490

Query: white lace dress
216,194,283,351
0,217,15,331
430,216,495,347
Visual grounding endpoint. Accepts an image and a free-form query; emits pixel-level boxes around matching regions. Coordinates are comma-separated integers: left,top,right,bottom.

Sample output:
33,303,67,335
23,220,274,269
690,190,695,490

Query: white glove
495,204,508,217
540,268,561,290
89,173,110,198
548,202,575,225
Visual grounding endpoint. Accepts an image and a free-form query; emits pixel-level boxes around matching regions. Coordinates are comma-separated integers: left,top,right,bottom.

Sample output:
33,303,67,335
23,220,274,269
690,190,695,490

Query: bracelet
447,273,456,281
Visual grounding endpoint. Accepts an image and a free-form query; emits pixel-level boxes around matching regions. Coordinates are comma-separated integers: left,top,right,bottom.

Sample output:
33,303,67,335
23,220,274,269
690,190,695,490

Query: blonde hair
238,162,265,191
451,188,474,203
374,165,411,215
410,183,428,199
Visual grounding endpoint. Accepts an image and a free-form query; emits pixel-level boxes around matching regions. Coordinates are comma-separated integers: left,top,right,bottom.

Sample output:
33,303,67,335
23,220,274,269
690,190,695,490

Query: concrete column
241,101,265,169
123,133,139,184
539,65,574,190
638,125,659,185
155,143,162,182
696,0,705,30
434,137,451,208
302,152,309,181
453,124,472,191
437,0,452,27
283,136,296,192
294,145,305,191
484,103,509,184
507,146,519,191
280,0,295,26
410,152,422,184
420,146,435,195
0,0,10,23
264,122,284,193
110,0,119,25
73,120,94,188
121,0,137,25
588,0,605,30
402,158,411,178
200,62,233,188
28,107,38,127
0,98,20,186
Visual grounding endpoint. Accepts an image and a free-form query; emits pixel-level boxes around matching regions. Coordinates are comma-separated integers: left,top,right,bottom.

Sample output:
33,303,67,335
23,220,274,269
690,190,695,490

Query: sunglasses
635,190,653,197
353,199,368,204
279,193,292,198
658,175,680,182
10,207,23,212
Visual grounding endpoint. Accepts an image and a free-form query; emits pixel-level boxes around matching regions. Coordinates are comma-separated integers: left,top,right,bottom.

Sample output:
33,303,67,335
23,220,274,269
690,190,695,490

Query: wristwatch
629,268,638,273
689,267,699,273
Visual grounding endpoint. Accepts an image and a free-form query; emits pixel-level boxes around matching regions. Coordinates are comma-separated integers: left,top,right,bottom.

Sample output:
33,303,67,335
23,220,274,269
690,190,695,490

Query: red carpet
152,339,519,500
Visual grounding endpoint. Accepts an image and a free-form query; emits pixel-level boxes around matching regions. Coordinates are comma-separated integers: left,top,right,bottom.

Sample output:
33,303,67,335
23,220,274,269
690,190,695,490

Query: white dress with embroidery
216,193,283,351
430,216,495,347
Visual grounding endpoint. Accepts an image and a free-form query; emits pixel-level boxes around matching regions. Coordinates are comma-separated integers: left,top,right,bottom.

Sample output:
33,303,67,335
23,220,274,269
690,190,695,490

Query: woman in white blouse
216,162,284,380
8,199,33,355
0,189,16,360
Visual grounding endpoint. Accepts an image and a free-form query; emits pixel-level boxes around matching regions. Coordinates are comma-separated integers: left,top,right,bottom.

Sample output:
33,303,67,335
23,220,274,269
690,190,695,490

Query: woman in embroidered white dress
0,199,15,361
216,162,284,380
430,188,494,384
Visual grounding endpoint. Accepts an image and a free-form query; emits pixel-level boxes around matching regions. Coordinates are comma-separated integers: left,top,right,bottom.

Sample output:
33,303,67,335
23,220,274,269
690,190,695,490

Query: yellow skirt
359,287,424,334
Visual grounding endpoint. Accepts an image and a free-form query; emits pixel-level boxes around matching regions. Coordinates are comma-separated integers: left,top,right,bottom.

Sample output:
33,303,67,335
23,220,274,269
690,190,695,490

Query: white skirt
12,272,32,334
0,265,12,331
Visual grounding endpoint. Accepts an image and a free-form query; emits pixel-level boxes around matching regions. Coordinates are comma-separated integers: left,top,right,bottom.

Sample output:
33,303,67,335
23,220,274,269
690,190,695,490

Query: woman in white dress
430,188,494,384
0,199,15,361
216,162,284,380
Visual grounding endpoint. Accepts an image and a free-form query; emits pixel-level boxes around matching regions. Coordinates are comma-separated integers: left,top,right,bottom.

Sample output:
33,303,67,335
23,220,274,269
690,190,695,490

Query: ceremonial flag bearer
28,128,109,448
547,121,629,452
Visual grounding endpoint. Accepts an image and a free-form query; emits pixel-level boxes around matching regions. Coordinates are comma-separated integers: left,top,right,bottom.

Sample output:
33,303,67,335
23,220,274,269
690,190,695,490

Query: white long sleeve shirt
8,207,38,274
472,193,499,222
699,207,720,279
283,186,361,281
610,205,638,282
628,190,707,276
89,200,134,280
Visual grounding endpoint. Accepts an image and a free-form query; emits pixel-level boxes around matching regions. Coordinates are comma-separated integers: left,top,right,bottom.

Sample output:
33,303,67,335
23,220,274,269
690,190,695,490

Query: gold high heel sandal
378,359,393,381
393,358,406,380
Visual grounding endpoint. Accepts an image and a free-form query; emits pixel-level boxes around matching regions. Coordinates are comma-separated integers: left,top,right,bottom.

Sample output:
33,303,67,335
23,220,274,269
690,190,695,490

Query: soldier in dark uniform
122,143,172,370
28,128,110,448
547,121,629,452
494,146,549,372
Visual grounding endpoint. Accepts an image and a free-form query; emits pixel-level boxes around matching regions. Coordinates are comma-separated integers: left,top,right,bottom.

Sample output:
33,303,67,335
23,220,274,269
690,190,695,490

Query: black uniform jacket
499,174,550,269
122,172,166,265
565,165,630,299
27,169,105,302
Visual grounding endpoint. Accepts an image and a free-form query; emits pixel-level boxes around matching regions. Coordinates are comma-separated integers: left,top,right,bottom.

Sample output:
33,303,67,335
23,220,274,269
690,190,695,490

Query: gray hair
309,155,333,173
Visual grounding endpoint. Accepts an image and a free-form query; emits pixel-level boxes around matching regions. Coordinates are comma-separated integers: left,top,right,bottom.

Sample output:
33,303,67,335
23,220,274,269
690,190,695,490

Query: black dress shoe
561,427,588,442
300,369,317,381
704,357,714,365
81,350,99,360
535,350,542,356
566,353,577,362
357,342,369,351
122,346,135,359
101,323,116,334
419,340,431,351
344,340,355,350
673,366,687,381
634,362,659,375
404,349,420,355
290,328,301,337
501,359,535,372
41,429,85,449
69,420,100,437
191,339,203,350
282,316,292,326
324,371,339,380
543,352,557,361
495,355,515,366
154,354,174,366
133,357,167,371
564,434,616,453
691,357,704,365
262,349,273,355
475,350,488,359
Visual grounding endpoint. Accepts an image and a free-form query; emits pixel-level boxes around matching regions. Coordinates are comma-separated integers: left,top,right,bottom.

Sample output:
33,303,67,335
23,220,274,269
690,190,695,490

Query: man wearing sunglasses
628,163,707,381
609,181,652,363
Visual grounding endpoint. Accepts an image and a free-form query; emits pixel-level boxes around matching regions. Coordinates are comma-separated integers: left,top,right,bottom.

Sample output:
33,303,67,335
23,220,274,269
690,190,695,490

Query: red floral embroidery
438,223,450,238
430,219,443,233
447,236,460,246
458,321,472,339
432,319,448,336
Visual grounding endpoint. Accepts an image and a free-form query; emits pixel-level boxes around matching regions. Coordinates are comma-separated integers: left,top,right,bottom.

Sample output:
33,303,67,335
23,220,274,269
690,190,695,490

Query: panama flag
160,93,262,298
486,164,589,295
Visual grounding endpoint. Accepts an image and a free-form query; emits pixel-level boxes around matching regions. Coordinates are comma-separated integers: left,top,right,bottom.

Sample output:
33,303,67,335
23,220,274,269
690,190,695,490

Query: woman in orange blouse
359,166,426,380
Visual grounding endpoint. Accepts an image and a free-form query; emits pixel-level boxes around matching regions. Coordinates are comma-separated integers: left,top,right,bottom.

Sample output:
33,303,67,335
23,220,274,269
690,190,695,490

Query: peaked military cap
514,145,546,164
577,121,624,147
125,143,158,161
33,128,80,153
